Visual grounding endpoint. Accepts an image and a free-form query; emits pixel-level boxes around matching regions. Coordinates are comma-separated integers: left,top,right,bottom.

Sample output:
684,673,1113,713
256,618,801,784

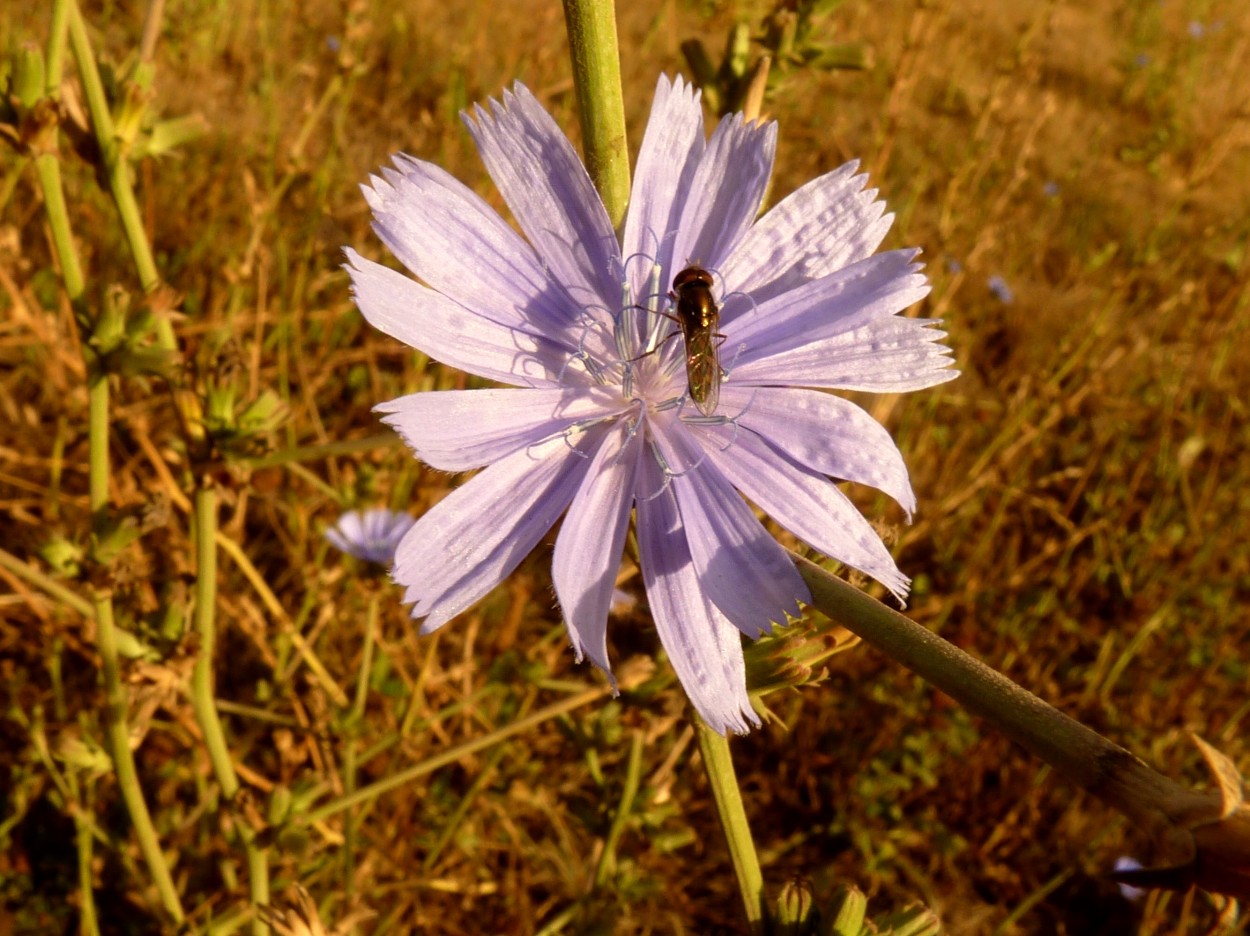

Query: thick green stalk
695,721,767,934
191,485,270,934
792,555,1207,826
561,0,631,228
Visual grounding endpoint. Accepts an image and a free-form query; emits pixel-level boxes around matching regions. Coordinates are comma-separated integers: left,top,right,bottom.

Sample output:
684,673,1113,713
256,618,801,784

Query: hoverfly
667,266,726,417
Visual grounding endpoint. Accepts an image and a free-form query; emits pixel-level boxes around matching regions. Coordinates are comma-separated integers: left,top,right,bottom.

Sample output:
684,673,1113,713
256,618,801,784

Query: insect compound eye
672,266,715,292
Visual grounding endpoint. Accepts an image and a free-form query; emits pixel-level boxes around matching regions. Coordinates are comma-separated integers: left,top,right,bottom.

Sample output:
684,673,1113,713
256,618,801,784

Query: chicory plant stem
66,0,175,349
560,6,769,926
793,554,1203,826
560,0,631,228
191,485,238,794
192,484,271,934
695,721,767,934
342,591,379,895
36,4,186,921
92,542,186,923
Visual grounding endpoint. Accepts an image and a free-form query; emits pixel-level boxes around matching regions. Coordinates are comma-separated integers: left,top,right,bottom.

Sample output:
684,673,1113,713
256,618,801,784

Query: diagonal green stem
0,546,94,618
561,0,631,228
792,555,1206,826
593,730,644,888
695,720,766,934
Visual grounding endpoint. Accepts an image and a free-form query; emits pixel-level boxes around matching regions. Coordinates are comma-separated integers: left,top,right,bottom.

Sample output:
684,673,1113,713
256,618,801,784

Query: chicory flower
346,76,955,733
325,508,416,566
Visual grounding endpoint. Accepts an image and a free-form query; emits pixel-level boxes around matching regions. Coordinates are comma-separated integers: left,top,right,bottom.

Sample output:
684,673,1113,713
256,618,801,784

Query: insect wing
671,267,723,417
684,323,721,417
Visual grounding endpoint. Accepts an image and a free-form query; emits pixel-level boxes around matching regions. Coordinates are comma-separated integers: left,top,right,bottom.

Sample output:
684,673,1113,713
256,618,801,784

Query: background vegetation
1,0,1247,933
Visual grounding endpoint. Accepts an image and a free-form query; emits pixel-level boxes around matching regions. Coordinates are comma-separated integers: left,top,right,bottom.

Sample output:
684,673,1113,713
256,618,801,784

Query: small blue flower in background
1113,856,1147,901
1187,20,1206,39
1042,180,1060,198
326,508,415,566
610,587,637,615
346,76,956,733
988,274,1015,305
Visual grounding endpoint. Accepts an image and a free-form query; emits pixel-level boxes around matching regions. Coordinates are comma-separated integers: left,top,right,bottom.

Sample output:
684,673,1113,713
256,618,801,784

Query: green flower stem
212,531,350,707
34,27,182,904
66,0,174,350
342,591,379,896
304,685,608,825
94,578,186,922
69,773,100,936
695,720,767,934
352,593,378,720
35,5,81,305
792,555,1208,828
37,3,183,923
561,0,631,228
45,0,69,90
243,433,401,469
191,485,239,794
593,730,644,889
421,745,507,872
0,547,94,618
191,484,270,934
32,157,84,310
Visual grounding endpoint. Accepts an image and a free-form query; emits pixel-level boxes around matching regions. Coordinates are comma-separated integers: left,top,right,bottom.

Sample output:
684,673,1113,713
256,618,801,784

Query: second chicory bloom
326,508,416,566
347,76,955,733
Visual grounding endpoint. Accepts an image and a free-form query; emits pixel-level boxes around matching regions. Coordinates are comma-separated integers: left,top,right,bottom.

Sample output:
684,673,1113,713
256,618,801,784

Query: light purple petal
724,249,928,347
732,316,957,392
635,456,759,735
345,250,567,387
464,85,622,310
363,154,586,344
724,161,893,303
671,113,777,276
376,386,627,472
393,433,601,631
718,386,915,515
649,416,809,637
552,423,643,678
621,75,705,296
698,425,910,600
